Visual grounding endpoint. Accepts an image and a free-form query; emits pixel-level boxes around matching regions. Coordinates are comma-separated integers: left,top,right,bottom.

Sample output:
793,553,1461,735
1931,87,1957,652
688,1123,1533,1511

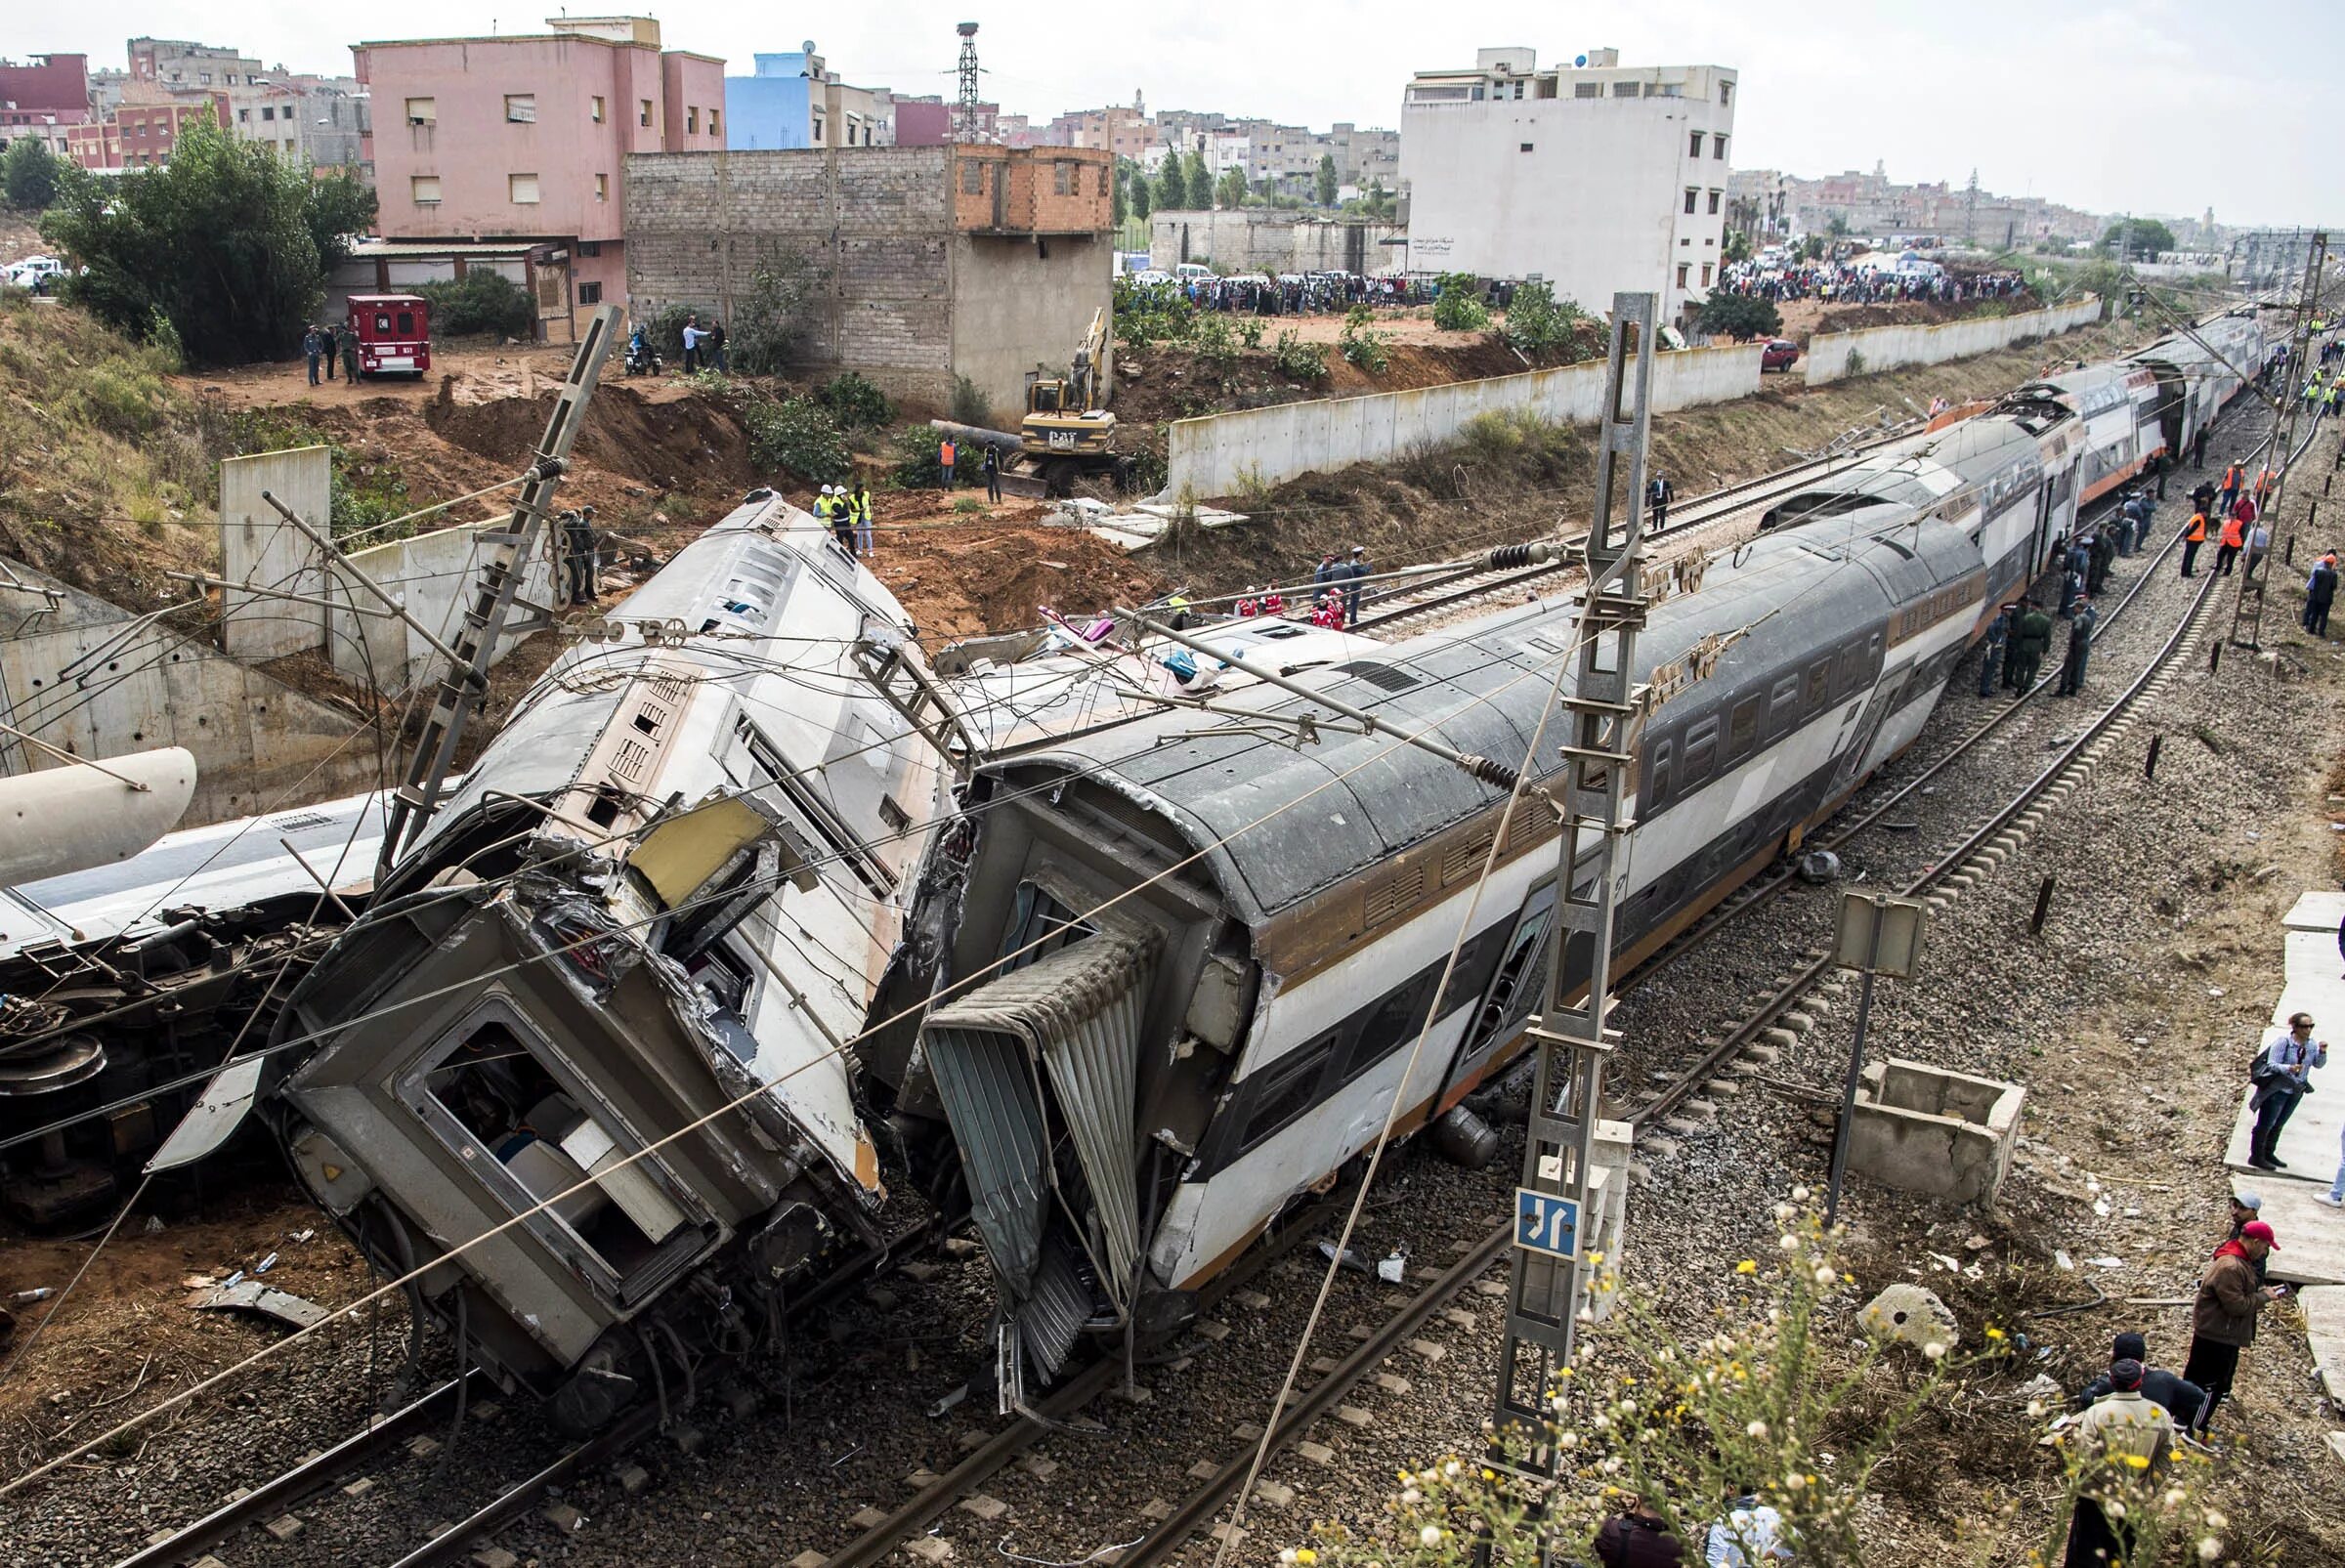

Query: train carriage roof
992,513,1974,923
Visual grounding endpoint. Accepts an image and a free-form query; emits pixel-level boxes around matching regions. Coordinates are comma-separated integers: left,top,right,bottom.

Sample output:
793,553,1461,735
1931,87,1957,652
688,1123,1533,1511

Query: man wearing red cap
2182,1219,2285,1437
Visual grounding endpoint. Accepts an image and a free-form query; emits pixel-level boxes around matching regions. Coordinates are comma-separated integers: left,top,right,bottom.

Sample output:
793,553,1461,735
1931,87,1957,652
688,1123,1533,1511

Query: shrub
640,302,704,361
1503,282,1594,362
953,495,987,514
887,424,952,488
742,396,850,485
1431,273,1490,332
1845,347,1867,376
1270,330,1330,385
727,247,826,374
413,271,536,339
1302,1196,1981,1568
1238,317,1265,350
948,374,995,429
1699,292,1783,343
1191,315,1241,377
814,370,894,430
1339,305,1390,374
66,362,168,440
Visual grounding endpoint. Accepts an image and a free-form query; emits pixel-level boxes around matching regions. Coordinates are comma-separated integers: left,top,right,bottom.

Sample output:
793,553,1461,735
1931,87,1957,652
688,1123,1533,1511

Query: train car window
1724,694,1762,765
1805,657,1831,715
1766,673,1803,742
1642,735,1674,809
1683,715,1719,784
1242,1034,1340,1151
1829,638,1868,703
1342,971,1441,1084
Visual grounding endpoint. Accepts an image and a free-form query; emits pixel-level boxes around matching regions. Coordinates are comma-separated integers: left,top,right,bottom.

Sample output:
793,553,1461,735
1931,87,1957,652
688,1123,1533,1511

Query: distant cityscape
0,28,2306,348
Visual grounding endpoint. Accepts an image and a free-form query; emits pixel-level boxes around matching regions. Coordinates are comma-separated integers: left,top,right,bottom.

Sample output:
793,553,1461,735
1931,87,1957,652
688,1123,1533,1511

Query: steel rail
1118,1221,1514,1568
1350,422,1920,635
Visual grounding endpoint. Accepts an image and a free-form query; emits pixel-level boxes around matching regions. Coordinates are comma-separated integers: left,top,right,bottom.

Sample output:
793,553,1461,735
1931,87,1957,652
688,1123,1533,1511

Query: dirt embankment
1153,316,2159,603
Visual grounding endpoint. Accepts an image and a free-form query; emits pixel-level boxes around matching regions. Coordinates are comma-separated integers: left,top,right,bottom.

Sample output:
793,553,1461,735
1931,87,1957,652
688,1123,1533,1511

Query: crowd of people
1157,272,1432,317
1226,546,1374,628
1715,258,2029,307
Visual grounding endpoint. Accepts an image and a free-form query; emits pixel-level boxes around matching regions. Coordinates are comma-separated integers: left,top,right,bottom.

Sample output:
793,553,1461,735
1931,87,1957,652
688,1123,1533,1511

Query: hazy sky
31,0,2343,226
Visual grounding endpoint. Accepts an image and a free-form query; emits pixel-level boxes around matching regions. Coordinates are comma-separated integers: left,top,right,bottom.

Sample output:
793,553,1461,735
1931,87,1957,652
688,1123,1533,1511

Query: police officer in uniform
562,507,599,605
2056,594,2096,697
2008,598,2054,694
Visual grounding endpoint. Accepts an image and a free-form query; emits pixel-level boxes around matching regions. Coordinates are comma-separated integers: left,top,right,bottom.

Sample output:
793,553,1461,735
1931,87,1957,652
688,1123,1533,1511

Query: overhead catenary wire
0,618,1606,1496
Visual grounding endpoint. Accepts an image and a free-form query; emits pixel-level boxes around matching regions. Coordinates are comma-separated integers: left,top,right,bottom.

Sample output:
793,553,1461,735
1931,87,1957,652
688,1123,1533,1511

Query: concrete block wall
1803,297,2104,386
1166,343,1763,499
0,560,383,828
1148,210,1404,275
626,148,958,404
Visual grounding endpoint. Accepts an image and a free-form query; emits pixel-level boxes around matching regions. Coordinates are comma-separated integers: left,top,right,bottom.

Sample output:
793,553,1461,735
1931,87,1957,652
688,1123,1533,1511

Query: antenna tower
954,21,983,143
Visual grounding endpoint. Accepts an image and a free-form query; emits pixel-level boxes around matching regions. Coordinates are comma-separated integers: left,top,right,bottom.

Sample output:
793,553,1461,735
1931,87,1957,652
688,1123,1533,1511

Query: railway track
112,1218,947,1568
1630,558,2224,1129
1350,423,1916,636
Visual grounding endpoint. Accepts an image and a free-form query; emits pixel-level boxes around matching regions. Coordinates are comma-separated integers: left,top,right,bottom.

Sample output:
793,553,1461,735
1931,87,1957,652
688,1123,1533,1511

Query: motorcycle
624,337,663,377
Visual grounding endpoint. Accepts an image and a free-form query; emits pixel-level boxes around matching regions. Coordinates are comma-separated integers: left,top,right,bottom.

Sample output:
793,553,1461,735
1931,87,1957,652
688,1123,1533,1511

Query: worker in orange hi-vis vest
2215,511,2246,576
2219,461,2246,514
2181,511,2208,578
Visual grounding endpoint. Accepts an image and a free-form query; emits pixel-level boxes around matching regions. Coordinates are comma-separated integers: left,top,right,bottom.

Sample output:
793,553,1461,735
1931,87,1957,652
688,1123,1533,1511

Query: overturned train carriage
260,492,955,1428
871,498,2025,1403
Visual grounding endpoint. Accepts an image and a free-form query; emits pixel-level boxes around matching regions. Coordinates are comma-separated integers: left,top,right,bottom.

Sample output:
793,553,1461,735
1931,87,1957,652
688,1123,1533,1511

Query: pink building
356,16,724,333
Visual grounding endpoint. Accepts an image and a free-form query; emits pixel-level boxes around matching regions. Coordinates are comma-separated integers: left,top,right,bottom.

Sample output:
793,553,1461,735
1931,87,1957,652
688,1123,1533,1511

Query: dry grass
0,294,219,605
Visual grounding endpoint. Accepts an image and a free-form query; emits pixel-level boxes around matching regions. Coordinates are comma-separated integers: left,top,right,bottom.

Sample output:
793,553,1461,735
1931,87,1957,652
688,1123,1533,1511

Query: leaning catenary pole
1489,291,1655,1568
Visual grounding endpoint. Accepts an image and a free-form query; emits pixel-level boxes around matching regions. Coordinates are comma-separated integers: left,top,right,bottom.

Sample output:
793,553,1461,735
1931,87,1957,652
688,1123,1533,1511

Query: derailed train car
870,480,2048,1403
254,492,957,1429
867,313,2275,1403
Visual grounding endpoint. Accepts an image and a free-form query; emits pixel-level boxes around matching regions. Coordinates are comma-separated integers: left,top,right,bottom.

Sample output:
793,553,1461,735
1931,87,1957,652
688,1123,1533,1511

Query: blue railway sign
1514,1188,1581,1260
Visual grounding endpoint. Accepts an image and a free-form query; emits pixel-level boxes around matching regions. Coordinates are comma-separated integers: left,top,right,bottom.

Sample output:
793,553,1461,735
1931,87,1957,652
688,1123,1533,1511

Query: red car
1761,338,1801,372
346,293,432,379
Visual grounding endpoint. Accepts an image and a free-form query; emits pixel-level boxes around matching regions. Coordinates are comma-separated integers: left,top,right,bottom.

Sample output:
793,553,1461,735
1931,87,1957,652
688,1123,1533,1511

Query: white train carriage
257,491,956,1427
2129,311,2268,460
873,505,1994,1398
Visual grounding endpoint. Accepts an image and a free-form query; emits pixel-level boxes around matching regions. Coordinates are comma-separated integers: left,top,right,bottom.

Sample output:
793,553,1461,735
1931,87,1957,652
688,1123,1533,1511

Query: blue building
726,50,816,150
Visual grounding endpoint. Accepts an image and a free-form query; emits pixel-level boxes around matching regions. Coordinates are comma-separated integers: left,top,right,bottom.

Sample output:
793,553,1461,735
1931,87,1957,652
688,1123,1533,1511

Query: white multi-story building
1399,47,1736,323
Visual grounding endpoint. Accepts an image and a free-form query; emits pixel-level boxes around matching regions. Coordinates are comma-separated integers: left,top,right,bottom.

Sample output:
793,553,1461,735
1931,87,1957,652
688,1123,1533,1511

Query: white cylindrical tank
0,747,198,887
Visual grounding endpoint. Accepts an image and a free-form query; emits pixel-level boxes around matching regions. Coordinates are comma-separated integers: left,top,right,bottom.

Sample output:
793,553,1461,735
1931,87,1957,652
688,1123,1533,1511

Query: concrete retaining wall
1802,297,2104,387
219,451,555,696
325,525,559,692
0,561,382,828
1166,342,1763,500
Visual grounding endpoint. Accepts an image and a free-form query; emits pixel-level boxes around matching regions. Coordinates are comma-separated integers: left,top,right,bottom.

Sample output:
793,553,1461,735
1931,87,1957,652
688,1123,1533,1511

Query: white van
1173,263,1213,281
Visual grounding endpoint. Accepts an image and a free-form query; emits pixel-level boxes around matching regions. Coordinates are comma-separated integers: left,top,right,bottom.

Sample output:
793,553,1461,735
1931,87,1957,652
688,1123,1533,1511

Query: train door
1434,879,1557,1102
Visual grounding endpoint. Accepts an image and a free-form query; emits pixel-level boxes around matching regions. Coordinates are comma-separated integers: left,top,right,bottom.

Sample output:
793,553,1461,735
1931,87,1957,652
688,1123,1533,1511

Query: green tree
1315,152,1339,208
1215,166,1250,211
1155,154,1187,212
1362,178,1393,219
1112,170,1129,227
1698,291,1784,342
1130,172,1151,221
2,137,63,212
727,246,827,374
2100,217,2178,261
1183,150,1211,212
40,118,375,366
1723,227,1754,264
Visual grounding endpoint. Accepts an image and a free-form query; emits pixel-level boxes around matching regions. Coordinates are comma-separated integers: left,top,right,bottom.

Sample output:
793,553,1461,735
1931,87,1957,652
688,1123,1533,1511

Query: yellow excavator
1019,308,1121,494
931,309,1130,496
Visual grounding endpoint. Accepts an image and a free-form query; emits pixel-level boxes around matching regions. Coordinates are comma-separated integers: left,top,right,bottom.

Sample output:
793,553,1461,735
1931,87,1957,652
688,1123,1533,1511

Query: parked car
1761,338,1801,372
4,255,64,289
